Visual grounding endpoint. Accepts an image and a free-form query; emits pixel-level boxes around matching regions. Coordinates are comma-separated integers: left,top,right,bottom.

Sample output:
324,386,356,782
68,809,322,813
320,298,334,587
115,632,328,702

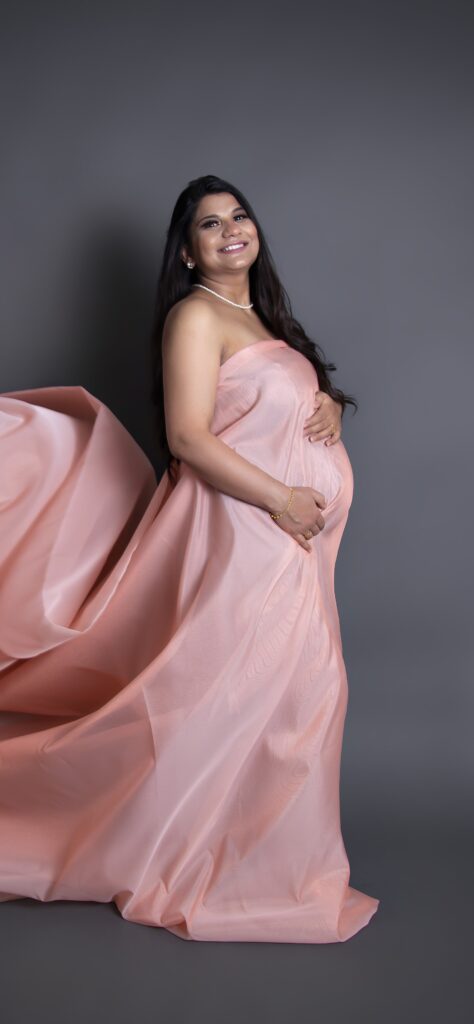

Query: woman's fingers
324,430,341,447
307,423,335,440
295,533,312,552
303,420,334,439
303,392,342,445
307,425,341,445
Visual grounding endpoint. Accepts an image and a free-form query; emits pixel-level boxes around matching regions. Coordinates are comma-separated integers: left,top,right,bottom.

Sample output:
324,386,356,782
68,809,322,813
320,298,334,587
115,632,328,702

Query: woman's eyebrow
196,206,245,225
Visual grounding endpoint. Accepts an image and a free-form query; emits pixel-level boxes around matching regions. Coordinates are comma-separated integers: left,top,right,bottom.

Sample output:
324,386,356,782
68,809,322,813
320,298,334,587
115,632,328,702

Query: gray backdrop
1,1,472,1022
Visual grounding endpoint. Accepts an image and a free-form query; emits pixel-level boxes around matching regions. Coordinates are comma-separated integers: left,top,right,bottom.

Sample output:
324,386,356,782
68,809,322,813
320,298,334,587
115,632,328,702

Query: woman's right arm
162,303,326,550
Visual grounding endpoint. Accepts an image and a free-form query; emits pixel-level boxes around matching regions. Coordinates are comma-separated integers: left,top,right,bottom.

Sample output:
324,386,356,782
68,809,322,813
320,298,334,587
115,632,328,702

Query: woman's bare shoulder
163,292,221,340
162,295,225,375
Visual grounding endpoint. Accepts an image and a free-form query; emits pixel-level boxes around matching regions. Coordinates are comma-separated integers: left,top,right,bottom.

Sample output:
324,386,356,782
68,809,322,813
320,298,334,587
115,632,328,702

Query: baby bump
302,437,354,516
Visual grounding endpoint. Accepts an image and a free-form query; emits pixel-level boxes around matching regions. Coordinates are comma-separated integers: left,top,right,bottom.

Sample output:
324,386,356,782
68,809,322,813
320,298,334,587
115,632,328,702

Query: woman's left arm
302,392,343,447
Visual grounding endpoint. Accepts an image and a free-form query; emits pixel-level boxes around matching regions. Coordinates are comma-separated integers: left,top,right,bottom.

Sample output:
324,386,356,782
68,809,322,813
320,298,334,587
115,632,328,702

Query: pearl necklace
192,283,253,309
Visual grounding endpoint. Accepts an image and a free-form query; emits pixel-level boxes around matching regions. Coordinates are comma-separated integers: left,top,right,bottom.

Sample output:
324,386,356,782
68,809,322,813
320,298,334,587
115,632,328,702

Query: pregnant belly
303,437,354,515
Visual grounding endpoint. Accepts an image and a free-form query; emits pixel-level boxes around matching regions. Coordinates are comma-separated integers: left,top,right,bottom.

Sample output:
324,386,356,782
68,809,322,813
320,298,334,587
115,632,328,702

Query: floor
1,810,471,1024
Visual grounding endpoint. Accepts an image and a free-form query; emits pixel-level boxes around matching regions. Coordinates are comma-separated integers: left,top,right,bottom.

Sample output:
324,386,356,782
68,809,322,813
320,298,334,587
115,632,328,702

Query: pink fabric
0,339,380,942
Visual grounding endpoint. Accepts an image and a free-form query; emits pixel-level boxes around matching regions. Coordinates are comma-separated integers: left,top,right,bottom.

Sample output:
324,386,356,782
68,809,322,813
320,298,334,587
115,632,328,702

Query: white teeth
221,243,245,252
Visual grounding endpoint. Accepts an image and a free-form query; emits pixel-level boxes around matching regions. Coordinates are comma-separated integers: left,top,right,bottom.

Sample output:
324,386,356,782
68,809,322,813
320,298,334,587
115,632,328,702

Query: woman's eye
202,213,248,229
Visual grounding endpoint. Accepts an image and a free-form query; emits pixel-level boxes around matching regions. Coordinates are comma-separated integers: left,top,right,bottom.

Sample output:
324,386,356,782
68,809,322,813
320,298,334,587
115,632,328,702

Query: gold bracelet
269,486,295,520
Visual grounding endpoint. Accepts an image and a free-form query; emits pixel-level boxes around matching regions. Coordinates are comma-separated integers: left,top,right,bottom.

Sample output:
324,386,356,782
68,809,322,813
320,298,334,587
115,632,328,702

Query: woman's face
182,192,259,278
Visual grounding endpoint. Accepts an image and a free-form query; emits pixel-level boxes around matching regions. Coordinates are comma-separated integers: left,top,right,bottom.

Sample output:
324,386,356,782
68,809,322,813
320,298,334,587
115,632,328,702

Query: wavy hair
150,174,358,469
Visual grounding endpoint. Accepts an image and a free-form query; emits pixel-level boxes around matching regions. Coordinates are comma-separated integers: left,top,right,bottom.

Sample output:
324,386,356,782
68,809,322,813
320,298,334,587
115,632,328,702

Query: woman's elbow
168,428,211,461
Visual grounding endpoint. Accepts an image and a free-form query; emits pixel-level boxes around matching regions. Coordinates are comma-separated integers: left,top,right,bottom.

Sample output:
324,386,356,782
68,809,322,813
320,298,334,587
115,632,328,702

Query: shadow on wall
50,219,165,482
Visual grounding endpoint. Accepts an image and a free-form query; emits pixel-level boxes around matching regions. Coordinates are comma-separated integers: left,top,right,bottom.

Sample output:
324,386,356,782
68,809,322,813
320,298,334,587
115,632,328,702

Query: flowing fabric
0,339,380,942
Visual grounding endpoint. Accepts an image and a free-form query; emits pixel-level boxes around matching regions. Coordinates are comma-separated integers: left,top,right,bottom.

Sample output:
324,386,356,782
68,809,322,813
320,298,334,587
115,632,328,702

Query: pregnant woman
0,174,380,942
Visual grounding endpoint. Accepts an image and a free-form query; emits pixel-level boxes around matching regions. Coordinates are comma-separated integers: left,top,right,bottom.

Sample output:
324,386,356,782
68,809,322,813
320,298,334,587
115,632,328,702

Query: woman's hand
170,460,325,552
271,485,327,553
303,393,342,446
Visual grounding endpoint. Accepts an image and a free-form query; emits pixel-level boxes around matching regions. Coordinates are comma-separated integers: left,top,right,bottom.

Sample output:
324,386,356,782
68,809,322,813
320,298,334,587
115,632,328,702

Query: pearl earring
186,260,194,269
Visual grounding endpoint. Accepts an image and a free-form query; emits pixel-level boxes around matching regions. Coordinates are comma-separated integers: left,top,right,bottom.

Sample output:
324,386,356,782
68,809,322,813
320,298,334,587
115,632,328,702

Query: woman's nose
221,222,240,238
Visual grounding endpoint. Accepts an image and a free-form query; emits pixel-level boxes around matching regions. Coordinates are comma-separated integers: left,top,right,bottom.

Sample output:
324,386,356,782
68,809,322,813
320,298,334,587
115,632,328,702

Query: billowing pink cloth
0,339,380,942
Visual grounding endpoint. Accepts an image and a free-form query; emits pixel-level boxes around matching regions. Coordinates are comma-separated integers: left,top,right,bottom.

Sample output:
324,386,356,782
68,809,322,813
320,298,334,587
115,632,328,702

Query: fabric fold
0,341,380,942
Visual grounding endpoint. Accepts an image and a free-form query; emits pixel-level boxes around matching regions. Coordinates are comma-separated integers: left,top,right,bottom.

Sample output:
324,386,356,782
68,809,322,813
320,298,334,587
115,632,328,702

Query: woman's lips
218,242,248,253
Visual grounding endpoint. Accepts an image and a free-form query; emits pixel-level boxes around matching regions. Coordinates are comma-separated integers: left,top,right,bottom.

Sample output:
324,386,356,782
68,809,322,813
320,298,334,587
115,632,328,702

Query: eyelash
201,213,248,229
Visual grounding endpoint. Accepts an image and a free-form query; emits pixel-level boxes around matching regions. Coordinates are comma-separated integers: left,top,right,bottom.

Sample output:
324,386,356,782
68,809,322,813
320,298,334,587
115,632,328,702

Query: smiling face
181,192,259,280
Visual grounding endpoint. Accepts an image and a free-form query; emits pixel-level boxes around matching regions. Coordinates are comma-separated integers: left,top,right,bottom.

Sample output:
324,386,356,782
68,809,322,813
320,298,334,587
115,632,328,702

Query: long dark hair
150,174,358,468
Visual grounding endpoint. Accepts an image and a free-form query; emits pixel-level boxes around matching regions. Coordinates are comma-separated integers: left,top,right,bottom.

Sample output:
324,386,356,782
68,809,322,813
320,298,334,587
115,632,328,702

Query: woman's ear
181,249,195,269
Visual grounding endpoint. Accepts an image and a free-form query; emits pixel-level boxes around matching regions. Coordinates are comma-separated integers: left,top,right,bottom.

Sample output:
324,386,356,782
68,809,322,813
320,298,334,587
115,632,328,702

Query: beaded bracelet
269,487,295,520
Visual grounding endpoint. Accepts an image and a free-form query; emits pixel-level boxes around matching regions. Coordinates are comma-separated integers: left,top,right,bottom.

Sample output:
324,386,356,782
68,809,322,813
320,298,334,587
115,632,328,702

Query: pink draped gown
0,338,380,942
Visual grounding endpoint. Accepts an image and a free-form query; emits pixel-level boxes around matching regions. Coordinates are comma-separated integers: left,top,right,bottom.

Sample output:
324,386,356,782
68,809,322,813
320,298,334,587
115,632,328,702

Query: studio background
1,1,472,1022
